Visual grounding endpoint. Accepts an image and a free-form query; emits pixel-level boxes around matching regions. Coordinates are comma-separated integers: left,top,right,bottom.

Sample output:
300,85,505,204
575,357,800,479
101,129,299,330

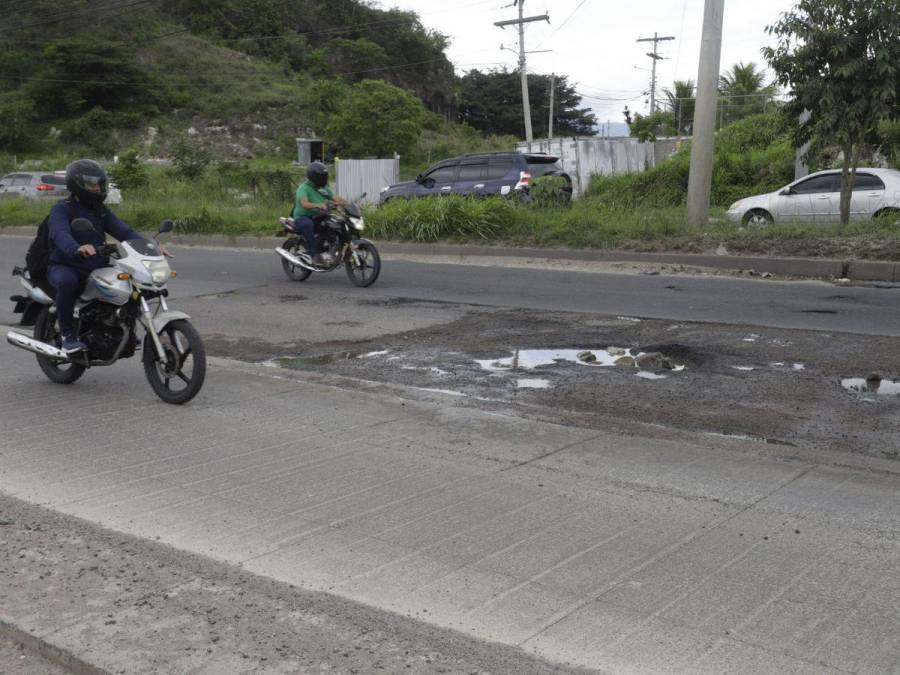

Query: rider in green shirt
292,162,346,265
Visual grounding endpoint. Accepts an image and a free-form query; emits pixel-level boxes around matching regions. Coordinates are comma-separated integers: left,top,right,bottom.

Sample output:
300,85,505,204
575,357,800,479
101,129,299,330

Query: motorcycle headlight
142,259,171,284
349,216,365,232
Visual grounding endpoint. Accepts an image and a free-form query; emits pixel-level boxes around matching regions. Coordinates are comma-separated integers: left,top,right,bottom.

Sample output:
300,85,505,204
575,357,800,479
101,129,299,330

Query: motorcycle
274,197,381,287
7,218,206,405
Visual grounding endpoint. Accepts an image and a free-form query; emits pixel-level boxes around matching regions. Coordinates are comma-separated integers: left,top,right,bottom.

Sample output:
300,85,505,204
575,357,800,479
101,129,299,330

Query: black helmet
306,161,328,189
66,159,108,207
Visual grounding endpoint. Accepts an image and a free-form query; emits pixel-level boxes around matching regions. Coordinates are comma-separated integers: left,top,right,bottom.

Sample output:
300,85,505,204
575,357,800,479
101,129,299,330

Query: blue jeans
293,216,318,256
48,265,90,337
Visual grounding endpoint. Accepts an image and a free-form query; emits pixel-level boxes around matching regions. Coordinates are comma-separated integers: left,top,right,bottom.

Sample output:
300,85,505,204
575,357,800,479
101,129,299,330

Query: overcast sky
376,0,797,127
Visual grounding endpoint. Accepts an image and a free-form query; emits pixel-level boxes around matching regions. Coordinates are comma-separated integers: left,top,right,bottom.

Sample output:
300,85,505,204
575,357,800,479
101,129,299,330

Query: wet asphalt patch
211,307,900,459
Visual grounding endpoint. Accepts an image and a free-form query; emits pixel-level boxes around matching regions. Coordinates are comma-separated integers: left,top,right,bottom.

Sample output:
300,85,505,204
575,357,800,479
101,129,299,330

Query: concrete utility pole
494,1,549,143
686,0,724,226
636,32,675,113
548,72,555,139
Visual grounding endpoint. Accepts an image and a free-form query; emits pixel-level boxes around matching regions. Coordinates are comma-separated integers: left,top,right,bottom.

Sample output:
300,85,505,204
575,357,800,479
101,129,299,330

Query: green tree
325,79,424,157
764,1,900,225
629,111,677,142
718,62,775,124
325,38,390,81
458,69,596,138
663,80,695,135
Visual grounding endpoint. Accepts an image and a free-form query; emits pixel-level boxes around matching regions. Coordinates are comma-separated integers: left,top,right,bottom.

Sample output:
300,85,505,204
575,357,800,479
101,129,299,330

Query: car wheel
741,210,773,227
874,208,900,227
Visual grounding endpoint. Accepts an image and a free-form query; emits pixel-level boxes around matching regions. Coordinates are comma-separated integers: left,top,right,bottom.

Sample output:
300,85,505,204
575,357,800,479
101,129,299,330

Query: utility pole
686,0,725,226
636,32,675,113
548,73,555,140
495,1,549,143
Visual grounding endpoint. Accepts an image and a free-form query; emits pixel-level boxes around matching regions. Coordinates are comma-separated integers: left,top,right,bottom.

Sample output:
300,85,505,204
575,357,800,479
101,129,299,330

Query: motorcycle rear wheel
281,236,312,282
143,319,206,404
34,306,86,384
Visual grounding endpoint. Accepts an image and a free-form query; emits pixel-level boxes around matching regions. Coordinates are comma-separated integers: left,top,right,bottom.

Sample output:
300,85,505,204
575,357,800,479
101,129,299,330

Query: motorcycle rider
47,159,141,353
292,161,346,265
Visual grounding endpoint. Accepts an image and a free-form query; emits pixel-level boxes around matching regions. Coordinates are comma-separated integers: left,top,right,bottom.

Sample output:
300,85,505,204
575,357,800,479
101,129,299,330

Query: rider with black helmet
46,159,141,353
291,161,347,266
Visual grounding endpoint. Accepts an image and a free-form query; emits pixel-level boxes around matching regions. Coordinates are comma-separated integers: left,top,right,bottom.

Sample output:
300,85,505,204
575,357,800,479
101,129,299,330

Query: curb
2,226,897,282
0,617,108,675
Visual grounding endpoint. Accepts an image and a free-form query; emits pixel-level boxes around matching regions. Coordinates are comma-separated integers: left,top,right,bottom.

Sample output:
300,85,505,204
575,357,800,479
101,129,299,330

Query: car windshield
125,238,163,257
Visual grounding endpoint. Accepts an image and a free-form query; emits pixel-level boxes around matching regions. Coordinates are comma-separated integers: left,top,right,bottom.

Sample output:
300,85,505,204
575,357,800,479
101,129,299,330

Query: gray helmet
306,161,328,189
66,159,108,207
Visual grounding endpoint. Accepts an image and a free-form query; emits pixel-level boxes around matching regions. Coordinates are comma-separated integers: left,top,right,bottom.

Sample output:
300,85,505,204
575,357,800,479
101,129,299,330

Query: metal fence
334,158,400,205
516,137,687,196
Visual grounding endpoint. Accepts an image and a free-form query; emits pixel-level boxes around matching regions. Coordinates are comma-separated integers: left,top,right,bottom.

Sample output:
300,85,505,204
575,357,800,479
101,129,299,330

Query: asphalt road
3,236,900,336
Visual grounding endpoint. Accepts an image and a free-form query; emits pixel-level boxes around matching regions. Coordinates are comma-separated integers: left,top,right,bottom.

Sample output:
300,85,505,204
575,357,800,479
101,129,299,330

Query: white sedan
726,168,900,226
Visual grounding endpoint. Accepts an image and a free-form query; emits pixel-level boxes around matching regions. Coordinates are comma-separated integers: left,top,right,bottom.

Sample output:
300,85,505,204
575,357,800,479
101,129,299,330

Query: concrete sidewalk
1,352,899,672
3,227,898,281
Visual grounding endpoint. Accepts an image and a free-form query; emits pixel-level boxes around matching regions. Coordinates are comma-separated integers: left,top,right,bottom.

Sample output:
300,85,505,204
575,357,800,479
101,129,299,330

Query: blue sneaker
62,335,87,353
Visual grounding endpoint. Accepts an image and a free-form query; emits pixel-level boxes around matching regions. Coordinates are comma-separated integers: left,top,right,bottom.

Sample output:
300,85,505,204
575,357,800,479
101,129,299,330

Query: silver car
0,172,69,199
726,168,900,226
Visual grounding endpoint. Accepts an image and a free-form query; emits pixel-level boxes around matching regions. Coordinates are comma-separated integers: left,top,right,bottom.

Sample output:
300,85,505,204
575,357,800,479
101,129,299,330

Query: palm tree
718,62,776,124
664,79,695,135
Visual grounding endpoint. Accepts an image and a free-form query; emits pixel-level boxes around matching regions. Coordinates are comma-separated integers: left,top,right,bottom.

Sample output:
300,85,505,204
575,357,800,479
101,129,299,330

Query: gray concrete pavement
1,349,898,672
3,235,900,338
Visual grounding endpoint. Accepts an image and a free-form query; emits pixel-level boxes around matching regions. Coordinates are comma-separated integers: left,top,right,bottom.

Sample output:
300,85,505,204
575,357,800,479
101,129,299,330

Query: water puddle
516,378,551,389
842,377,900,397
277,349,386,368
636,371,667,380
476,348,635,371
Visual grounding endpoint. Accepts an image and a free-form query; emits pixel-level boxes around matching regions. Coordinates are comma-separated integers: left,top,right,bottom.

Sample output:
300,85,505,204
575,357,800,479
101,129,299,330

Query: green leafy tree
663,80,695,135
629,111,677,142
325,79,424,157
718,62,776,124
325,38,390,81
764,0,900,225
458,69,596,138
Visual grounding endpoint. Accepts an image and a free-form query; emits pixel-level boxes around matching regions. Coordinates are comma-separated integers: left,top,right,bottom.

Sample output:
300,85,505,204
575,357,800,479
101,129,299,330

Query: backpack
27,200,79,281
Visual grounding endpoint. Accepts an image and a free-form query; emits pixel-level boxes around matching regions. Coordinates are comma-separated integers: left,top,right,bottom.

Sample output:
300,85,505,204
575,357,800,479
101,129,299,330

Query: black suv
378,152,572,203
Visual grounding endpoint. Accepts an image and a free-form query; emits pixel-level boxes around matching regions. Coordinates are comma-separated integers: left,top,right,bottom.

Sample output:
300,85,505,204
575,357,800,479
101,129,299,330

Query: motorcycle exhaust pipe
6,331,71,361
275,247,319,272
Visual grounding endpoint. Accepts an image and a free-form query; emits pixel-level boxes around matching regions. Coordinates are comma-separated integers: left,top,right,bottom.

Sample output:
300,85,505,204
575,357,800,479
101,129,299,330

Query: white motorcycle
7,219,206,404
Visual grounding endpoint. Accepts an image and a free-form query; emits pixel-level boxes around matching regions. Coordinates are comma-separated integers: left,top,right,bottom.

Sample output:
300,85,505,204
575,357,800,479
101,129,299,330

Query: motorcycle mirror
158,219,174,235
70,217,97,234
358,192,367,200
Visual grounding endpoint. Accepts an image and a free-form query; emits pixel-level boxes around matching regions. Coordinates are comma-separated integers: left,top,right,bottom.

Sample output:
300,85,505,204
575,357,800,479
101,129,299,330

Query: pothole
842,376,900,397
475,348,685,374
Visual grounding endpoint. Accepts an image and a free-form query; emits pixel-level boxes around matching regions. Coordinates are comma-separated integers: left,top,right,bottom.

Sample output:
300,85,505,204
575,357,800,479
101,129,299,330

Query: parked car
0,170,122,204
0,172,69,200
379,152,572,204
726,168,900,226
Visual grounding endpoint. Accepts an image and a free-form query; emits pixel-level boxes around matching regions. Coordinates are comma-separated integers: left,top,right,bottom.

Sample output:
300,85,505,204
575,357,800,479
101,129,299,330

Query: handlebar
77,243,118,258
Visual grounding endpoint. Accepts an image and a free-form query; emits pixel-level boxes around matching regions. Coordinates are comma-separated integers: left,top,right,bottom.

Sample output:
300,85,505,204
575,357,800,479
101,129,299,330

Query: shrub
171,136,212,181
111,147,149,192
367,196,517,241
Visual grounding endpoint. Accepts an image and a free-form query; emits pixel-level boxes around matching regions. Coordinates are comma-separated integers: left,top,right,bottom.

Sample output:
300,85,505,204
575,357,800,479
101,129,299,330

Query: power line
533,0,590,50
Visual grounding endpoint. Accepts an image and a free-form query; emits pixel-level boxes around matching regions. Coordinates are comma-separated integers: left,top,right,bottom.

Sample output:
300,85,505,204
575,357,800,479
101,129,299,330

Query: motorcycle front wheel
143,319,206,404
345,242,381,287
34,306,86,384
281,236,312,282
